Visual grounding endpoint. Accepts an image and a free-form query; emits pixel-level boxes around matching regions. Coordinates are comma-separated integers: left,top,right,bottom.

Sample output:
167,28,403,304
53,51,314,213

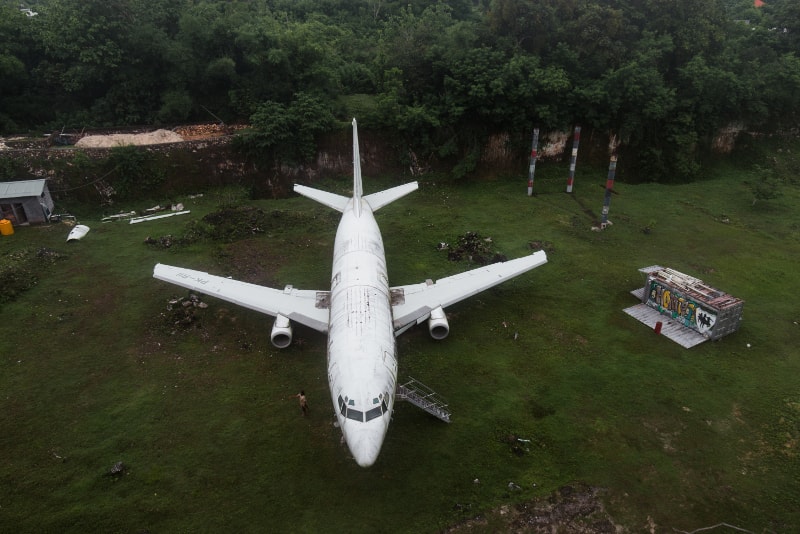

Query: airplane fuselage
327,198,397,467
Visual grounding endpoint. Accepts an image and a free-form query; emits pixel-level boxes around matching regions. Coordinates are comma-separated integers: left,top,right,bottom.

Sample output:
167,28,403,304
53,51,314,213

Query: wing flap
153,263,329,332
391,251,547,332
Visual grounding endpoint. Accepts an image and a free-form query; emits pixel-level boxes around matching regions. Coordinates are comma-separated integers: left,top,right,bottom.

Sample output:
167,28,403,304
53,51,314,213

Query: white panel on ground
623,304,708,349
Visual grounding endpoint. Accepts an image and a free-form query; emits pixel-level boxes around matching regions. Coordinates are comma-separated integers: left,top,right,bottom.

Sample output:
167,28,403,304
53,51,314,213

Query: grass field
1,147,799,532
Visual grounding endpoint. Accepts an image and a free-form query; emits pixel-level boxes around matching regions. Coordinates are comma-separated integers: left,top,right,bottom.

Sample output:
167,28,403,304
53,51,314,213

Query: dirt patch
222,238,285,286
445,483,622,533
75,129,184,148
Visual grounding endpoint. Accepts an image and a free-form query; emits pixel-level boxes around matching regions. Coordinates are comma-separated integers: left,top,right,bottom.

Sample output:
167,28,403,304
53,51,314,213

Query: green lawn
1,155,798,532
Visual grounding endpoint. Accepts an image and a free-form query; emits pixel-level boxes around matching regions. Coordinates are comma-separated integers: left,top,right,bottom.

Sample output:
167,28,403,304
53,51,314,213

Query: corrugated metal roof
0,179,47,199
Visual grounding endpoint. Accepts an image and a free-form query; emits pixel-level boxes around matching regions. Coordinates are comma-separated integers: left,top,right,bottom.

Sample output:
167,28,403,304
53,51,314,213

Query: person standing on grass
288,390,309,416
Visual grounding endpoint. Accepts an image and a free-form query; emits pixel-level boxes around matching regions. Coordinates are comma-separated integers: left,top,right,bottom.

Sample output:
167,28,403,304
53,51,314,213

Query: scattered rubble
498,432,533,457
509,484,619,533
130,209,191,225
106,461,127,479
440,233,554,265
440,231,506,265
144,235,177,248
101,211,137,222
161,293,209,329
445,483,622,533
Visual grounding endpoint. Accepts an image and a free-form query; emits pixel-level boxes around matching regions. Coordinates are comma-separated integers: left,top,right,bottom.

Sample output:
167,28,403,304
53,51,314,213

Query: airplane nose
346,427,384,467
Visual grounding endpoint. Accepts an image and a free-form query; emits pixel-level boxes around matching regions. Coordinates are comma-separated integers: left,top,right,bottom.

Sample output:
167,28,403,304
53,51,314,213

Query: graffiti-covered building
624,266,744,348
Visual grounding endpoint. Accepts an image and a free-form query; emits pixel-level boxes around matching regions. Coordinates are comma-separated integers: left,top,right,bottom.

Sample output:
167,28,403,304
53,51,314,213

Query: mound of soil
75,129,184,148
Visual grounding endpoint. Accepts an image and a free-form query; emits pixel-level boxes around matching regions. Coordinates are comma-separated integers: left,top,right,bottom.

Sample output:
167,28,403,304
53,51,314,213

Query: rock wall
2,123,750,206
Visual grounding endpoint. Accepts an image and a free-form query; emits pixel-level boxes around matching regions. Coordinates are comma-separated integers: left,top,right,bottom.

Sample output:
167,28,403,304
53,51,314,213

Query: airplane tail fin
293,118,418,213
352,118,419,211
352,118,363,209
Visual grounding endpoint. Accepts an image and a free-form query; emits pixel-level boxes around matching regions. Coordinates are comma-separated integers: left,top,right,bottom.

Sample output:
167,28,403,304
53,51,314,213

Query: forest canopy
2,0,799,181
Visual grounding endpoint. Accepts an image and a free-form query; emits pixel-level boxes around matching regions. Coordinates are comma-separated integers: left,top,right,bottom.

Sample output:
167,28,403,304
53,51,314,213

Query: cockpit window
338,394,388,423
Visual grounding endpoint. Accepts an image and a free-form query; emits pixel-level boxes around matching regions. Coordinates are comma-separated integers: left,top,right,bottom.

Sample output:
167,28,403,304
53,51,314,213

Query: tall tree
0,4,33,130
234,92,336,166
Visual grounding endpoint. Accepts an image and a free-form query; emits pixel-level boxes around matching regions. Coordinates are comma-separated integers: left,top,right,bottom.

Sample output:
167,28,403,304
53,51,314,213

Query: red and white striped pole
527,128,539,196
565,126,581,193
600,153,618,227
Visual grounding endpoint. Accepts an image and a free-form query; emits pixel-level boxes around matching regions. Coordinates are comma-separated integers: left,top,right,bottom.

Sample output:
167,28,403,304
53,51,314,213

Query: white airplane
153,119,547,467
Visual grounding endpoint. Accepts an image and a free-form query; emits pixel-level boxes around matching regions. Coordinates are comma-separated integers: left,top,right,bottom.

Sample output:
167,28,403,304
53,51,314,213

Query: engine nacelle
428,306,450,340
270,314,293,348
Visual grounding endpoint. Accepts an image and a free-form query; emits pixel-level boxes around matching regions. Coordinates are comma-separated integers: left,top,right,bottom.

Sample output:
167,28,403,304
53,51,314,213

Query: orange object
0,219,14,236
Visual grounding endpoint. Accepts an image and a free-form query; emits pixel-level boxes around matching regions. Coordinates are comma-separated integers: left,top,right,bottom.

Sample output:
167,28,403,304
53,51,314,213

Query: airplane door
382,350,397,375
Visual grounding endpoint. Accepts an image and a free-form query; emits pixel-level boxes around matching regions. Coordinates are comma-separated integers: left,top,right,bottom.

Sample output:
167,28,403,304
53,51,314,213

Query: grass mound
143,205,339,247
0,247,63,303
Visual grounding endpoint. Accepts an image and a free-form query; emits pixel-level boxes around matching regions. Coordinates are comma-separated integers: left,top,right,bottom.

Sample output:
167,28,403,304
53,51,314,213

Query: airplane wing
153,263,330,332
390,251,547,334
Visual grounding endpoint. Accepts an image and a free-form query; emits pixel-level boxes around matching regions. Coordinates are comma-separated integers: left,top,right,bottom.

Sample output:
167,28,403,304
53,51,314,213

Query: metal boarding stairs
397,377,451,423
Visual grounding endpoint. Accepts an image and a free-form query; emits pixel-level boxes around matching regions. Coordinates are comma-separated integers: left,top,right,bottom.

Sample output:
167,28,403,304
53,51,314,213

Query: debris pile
143,202,184,214
164,293,208,328
440,231,507,265
173,123,242,140
101,211,137,222
144,235,177,248
106,461,127,479
498,432,533,457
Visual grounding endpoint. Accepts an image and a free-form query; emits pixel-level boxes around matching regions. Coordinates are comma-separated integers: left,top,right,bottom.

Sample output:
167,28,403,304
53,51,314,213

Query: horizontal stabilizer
294,184,350,212
364,182,419,211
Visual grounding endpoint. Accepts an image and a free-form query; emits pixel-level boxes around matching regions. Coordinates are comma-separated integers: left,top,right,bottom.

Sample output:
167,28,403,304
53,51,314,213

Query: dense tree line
1,0,799,180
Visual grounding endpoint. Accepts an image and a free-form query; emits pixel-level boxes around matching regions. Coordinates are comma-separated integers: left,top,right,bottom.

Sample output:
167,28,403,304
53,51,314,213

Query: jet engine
270,314,293,348
428,306,450,340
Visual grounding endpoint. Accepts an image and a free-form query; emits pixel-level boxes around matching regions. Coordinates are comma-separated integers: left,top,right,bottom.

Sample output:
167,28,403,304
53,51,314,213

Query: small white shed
0,179,54,225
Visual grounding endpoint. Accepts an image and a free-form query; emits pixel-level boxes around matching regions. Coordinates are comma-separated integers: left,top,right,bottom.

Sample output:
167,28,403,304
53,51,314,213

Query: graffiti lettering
647,281,712,332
